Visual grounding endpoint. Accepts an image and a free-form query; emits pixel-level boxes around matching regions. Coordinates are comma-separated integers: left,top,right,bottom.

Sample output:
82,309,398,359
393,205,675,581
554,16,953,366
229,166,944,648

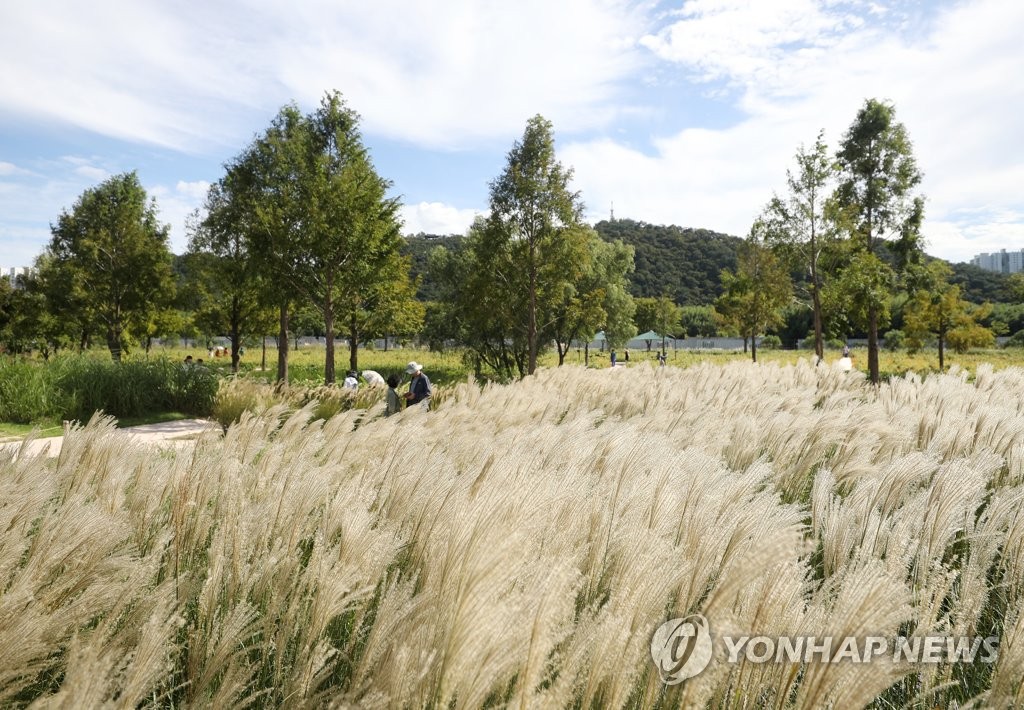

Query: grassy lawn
0,411,197,441
0,420,64,440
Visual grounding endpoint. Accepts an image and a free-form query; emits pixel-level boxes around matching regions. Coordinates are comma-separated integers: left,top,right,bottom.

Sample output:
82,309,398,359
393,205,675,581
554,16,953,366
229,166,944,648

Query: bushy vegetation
3,362,1024,707
0,355,218,424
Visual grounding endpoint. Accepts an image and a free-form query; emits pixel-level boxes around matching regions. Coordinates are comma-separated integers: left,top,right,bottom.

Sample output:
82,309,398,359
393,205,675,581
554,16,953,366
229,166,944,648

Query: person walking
343,370,359,390
404,361,432,409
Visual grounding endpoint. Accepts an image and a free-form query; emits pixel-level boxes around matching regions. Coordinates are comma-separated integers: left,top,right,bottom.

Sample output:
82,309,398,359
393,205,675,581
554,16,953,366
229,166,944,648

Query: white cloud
74,165,109,181
400,202,481,236
147,181,212,253
563,0,1024,262
1,0,1021,266
175,180,211,202
0,0,651,152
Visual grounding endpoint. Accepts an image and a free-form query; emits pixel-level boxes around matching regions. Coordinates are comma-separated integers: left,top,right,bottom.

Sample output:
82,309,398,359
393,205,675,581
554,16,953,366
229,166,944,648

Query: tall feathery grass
2,360,1024,707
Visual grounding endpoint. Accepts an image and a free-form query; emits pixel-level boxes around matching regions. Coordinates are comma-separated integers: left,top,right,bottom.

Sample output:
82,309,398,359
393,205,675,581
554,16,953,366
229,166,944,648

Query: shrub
760,334,782,350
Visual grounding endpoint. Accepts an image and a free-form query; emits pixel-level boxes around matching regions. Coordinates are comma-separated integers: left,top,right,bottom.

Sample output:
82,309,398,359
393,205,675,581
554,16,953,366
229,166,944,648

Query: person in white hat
404,361,432,409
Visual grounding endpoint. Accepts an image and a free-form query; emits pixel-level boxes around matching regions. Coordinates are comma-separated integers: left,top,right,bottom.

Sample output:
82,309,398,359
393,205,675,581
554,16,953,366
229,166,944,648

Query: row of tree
0,98,641,383
713,99,999,381
2,93,427,384
0,94,1014,384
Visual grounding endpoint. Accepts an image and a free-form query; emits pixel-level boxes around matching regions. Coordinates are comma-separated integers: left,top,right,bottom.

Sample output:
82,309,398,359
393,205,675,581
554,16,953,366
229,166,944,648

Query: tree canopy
42,172,175,361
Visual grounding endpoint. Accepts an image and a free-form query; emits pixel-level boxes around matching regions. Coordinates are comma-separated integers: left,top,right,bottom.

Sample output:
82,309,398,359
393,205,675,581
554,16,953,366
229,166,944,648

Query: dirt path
0,419,219,459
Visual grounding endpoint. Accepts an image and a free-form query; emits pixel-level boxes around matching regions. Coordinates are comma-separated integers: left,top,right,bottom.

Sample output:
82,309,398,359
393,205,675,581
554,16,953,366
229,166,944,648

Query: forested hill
401,233,465,301
403,223,1006,307
594,219,742,304
403,222,742,306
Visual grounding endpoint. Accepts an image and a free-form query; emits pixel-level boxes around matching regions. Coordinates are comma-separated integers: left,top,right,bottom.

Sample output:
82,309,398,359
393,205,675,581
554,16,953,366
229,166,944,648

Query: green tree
44,172,175,361
187,179,277,373
646,295,683,355
763,130,838,360
904,262,994,369
430,216,525,378
303,94,415,377
436,117,593,379
633,295,682,352
633,297,659,335
232,93,417,382
550,233,636,364
679,305,719,337
487,115,590,375
823,250,894,352
717,223,793,362
230,104,308,383
834,99,924,383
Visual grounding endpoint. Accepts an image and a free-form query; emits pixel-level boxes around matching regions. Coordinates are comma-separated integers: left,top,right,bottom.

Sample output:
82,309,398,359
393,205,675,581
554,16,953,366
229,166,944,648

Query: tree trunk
938,331,945,371
557,340,568,366
349,313,359,373
811,284,824,361
527,245,538,375
261,336,266,371
106,326,122,362
584,342,589,366
324,295,335,385
230,295,241,374
868,308,880,384
276,302,289,384
751,329,757,363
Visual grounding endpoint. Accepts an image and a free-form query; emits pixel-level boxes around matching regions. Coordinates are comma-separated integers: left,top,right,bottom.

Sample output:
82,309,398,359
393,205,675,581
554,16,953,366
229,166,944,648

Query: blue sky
2,0,1022,271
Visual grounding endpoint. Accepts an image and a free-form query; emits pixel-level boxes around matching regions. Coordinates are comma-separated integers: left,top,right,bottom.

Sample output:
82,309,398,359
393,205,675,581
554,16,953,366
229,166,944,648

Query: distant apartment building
0,266,33,288
970,249,1024,274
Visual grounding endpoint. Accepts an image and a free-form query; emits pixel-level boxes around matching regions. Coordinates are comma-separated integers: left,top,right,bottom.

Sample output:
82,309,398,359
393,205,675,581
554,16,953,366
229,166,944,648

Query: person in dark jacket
404,361,432,409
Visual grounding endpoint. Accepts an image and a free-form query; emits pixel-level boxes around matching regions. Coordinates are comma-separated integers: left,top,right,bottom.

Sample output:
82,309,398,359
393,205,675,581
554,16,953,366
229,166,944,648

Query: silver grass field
2,360,1024,708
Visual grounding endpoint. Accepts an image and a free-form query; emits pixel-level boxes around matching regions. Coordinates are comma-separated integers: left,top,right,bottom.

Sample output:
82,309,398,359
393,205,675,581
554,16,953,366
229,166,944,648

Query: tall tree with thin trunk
303,93,410,381
228,93,414,383
487,115,588,375
550,233,636,365
242,104,308,383
834,99,924,383
187,179,276,374
763,130,837,361
904,260,994,371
